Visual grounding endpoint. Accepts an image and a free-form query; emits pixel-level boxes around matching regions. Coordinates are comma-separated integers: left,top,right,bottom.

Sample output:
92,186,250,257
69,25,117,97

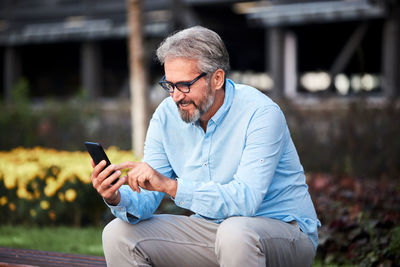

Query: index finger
115,161,138,171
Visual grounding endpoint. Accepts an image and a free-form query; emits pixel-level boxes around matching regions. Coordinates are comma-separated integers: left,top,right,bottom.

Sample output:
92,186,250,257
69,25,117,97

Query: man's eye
162,83,173,89
176,83,187,90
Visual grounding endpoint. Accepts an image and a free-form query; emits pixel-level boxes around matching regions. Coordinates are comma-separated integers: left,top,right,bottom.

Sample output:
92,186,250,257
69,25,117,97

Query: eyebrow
165,74,203,84
165,78,192,84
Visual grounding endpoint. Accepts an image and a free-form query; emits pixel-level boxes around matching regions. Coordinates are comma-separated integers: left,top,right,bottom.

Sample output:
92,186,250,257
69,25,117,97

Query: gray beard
177,88,215,123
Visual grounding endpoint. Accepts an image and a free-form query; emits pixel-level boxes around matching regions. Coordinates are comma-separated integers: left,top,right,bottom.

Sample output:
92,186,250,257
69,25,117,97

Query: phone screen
85,142,119,185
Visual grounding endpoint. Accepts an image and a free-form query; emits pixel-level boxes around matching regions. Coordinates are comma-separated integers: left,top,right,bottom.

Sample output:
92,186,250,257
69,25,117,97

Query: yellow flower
40,200,50,210
9,203,16,211
0,147,135,209
65,189,77,202
58,192,65,202
44,177,58,197
17,187,33,200
0,196,7,206
30,209,37,217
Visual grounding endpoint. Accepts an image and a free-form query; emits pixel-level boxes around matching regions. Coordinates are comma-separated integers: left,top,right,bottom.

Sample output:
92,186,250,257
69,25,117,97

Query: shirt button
203,163,208,167
179,201,184,205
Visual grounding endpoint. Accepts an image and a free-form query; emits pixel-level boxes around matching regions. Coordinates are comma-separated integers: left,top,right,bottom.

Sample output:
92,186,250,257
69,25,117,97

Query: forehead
164,58,199,82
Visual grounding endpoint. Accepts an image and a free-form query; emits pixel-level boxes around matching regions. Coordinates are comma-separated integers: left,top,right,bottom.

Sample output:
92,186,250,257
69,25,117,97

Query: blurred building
0,0,398,103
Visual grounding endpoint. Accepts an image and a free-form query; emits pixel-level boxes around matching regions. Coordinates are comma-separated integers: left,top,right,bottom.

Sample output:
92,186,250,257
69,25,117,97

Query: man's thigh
216,216,315,267
103,214,219,267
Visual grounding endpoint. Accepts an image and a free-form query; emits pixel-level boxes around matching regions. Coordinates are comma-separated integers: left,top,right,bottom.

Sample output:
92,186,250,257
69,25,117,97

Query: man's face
164,58,215,123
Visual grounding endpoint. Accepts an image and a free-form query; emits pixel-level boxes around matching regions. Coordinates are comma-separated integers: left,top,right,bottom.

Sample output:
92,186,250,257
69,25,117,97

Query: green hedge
282,100,400,180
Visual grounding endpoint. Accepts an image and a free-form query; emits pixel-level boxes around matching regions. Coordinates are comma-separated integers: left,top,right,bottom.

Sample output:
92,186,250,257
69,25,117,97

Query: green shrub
282,100,400,180
308,173,400,266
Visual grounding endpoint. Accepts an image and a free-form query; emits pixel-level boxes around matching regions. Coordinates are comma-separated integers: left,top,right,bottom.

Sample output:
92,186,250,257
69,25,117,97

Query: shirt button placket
203,125,213,180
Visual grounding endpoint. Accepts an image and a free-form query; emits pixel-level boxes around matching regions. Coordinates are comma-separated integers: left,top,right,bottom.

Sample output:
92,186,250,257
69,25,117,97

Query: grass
0,225,104,256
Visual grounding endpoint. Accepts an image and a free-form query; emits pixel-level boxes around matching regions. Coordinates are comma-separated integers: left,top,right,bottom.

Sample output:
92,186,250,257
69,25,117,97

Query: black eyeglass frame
159,72,207,94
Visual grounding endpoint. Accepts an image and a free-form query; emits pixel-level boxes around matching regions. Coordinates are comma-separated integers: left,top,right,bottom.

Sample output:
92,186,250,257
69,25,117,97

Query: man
91,26,320,267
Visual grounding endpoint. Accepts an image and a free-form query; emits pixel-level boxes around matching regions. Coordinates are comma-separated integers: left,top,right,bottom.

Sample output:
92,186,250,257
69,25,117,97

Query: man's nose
171,88,185,102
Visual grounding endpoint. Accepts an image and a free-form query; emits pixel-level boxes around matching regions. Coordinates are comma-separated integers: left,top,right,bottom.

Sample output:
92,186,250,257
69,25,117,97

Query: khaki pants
102,214,315,267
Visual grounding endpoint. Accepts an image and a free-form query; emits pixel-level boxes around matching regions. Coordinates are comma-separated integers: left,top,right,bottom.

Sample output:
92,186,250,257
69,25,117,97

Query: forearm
105,185,164,224
174,177,264,219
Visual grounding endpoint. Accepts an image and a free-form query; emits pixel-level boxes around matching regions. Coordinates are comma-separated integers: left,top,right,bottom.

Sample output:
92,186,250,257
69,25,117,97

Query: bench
0,247,106,267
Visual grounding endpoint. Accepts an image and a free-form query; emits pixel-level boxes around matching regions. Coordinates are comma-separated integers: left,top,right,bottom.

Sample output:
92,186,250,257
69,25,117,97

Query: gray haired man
90,26,320,266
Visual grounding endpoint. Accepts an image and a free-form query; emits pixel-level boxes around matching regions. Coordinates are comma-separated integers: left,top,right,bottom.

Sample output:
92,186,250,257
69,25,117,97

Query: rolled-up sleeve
107,113,175,224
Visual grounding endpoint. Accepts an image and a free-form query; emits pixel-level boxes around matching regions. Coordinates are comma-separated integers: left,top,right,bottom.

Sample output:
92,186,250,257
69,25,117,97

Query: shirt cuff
104,186,140,224
174,178,194,210
104,187,130,209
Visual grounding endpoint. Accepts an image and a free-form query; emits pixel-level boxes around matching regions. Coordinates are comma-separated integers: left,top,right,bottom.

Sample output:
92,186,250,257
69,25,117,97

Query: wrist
105,190,120,206
165,179,177,198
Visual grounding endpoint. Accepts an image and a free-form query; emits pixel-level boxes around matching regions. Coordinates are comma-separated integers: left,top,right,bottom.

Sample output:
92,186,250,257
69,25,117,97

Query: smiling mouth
178,101,194,109
180,103,190,107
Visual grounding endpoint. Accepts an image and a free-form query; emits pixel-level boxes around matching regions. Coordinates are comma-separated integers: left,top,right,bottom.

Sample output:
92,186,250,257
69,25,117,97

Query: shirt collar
210,78,235,126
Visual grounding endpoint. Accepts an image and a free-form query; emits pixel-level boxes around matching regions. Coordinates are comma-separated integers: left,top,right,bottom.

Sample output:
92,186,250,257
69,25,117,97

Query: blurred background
0,0,399,266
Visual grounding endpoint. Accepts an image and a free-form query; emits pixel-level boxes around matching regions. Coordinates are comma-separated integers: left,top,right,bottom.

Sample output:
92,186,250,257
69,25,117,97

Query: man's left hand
116,162,177,198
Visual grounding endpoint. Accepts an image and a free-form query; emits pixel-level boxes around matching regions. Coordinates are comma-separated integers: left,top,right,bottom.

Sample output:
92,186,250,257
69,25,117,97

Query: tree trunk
126,0,148,157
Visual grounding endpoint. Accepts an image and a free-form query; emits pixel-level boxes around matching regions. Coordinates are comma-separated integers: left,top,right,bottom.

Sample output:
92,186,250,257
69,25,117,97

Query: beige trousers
102,214,315,267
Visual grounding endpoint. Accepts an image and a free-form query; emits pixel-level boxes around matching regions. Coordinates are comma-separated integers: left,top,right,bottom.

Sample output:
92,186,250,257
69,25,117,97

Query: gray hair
156,26,230,75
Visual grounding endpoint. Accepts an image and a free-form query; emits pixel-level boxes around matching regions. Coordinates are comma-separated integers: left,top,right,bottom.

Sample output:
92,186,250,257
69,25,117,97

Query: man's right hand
90,159,126,206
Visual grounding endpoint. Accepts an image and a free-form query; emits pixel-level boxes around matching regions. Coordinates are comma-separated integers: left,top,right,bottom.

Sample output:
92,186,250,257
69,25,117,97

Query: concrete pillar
382,3,400,98
267,27,284,100
81,42,102,98
283,31,297,99
4,46,21,102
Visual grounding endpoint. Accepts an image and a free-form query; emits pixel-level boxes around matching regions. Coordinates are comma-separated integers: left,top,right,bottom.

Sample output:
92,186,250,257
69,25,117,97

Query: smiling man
90,26,320,267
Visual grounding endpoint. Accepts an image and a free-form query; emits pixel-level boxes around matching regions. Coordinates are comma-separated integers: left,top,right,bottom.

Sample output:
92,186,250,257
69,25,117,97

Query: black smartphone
84,141,119,185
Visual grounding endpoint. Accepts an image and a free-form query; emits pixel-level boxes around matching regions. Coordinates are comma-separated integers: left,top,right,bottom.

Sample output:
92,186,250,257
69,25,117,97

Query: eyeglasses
159,72,207,94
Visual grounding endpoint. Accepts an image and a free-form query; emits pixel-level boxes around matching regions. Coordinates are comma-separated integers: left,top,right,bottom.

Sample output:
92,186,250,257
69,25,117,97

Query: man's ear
212,69,225,90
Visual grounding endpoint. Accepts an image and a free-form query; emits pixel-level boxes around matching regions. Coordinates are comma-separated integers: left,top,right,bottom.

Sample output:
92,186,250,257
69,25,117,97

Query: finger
127,171,141,193
104,170,121,187
131,178,141,193
92,160,107,178
109,175,127,191
115,161,138,171
102,181,122,201
137,175,149,190
91,160,107,185
97,169,121,196
98,164,117,183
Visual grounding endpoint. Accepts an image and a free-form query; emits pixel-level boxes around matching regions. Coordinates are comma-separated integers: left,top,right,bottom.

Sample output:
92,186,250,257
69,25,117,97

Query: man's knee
215,217,263,265
102,218,124,253
216,217,259,246
215,217,315,267
103,218,150,266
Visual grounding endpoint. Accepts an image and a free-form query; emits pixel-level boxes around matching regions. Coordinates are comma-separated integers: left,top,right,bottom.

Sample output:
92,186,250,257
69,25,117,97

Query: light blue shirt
107,79,321,249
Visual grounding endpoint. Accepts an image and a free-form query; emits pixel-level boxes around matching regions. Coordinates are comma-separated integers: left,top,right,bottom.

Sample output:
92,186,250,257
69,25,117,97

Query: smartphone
84,141,119,185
